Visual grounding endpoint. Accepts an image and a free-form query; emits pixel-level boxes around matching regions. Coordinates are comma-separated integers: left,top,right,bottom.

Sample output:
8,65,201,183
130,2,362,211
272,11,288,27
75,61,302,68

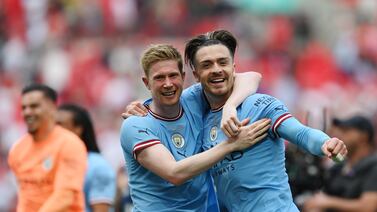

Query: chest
13,144,61,187
155,117,202,159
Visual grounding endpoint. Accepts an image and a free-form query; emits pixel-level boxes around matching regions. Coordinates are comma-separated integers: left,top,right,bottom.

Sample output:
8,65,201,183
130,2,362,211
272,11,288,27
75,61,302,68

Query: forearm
169,142,234,185
39,189,74,212
278,117,328,156
225,72,261,107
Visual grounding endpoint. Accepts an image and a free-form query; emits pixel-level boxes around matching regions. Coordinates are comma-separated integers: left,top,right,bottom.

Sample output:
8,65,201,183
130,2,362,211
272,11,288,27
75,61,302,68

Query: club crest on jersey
43,156,53,171
172,133,185,148
210,126,217,141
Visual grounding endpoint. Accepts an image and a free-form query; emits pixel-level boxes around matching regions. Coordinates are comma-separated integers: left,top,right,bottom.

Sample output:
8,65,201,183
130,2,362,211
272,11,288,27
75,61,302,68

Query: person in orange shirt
8,84,87,212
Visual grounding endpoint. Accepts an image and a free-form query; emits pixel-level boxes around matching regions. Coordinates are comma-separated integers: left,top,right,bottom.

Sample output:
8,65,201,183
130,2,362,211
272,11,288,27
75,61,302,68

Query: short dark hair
22,84,57,103
58,104,100,153
184,29,237,69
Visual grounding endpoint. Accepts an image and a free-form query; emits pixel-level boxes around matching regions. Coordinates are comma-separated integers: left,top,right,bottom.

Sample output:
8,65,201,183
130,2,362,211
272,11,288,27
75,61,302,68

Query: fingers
250,118,271,131
121,101,148,119
222,117,247,138
222,117,242,137
322,138,348,162
240,118,250,126
250,131,268,145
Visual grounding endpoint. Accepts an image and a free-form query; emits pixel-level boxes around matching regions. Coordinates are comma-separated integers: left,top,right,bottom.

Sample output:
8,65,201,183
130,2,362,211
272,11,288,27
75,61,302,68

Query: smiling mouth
161,91,176,96
209,78,225,84
25,117,36,125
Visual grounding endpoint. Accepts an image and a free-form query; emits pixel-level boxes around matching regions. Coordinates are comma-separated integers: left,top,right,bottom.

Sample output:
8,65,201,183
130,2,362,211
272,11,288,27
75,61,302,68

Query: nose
22,106,31,117
211,63,222,74
163,78,173,88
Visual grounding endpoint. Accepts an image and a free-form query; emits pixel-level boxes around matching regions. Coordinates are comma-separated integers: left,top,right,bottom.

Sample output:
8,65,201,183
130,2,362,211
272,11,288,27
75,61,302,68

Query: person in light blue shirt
57,104,116,212
120,44,270,212
183,29,348,212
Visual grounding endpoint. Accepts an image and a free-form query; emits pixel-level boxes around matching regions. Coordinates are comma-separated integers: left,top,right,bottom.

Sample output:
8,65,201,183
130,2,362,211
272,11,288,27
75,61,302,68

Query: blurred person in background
304,115,377,212
56,103,116,212
114,166,133,212
7,84,87,212
120,44,269,211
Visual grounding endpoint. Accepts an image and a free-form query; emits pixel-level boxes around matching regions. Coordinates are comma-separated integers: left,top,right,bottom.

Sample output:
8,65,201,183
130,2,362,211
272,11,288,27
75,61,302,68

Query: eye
169,73,179,78
219,59,229,66
154,75,165,81
201,63,211,69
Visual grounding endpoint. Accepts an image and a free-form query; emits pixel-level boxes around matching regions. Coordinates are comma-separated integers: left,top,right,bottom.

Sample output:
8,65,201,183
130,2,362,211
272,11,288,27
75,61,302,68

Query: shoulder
88,153,115,175
241,93,276,109
54,126,87,157
8,134,30,162
181,83,203,101
120,115,155,134
121,115,152,127
183,83,202,95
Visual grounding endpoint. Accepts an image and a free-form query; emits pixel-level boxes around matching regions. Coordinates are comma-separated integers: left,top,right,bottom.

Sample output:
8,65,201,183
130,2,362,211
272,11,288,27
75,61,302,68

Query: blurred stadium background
0,0,377,210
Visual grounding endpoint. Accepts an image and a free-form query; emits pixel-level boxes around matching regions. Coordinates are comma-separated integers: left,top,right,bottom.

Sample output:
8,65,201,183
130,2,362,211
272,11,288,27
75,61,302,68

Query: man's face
193,44,235,99
331,126,365,156
142,60,185,107
21,91,55,134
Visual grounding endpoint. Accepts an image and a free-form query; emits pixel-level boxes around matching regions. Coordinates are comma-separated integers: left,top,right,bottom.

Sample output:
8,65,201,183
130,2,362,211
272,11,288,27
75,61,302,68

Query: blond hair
141,44,183,76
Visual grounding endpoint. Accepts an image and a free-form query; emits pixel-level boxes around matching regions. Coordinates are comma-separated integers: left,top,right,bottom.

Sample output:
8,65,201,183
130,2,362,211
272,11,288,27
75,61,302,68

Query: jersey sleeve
55,136,87,191
244,94,293,137
88,161,116,205
244,94,327,155
277,117,328,156
120,117,161,159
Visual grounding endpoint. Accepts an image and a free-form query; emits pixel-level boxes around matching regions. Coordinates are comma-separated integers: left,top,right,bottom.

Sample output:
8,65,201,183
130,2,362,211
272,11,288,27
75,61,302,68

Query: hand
221,105,241,138
321,137,348,162
121,101,148,119
230,118,271,151
304,192,330,212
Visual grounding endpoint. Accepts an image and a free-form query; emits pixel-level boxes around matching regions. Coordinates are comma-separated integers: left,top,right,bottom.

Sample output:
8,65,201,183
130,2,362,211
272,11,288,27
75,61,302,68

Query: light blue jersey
84,152,116,212
120,94,218,212
195,92,328,212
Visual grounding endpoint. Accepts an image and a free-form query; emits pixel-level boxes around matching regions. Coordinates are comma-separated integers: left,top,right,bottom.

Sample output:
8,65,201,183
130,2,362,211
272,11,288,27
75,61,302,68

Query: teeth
162,91,175,96
25,117,35,124
210,79,225,83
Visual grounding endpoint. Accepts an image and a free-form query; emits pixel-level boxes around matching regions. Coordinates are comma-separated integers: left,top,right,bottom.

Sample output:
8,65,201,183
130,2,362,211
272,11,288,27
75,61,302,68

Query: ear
192,71,200,82
142,76,151,90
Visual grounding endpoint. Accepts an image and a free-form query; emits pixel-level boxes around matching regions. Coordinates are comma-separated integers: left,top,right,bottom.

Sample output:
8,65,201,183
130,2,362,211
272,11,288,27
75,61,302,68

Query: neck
32,121,55,142
149,102,181,119
204,90,231,110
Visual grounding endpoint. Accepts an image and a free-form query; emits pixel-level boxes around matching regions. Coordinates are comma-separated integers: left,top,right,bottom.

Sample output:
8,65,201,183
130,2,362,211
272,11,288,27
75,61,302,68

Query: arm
88,162,116,212
277,117,347,159
222,71,262,137
137,118,270,185
304,192,377,212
